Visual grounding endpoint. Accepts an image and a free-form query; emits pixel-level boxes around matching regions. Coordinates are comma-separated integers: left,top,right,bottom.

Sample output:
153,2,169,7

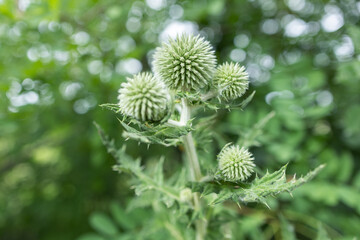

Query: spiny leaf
100,103,121,113
95,123,181,204
210,191,233,205
94,122,139,173
236,164,325,206
100,101,189,147
120,117,193,147
176,90,255,111
237,90,256,109
203,90,256,111
188,164,325,207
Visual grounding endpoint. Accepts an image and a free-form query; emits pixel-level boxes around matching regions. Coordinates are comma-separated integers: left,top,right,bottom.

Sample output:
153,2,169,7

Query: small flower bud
118,72,170,122
218,144,255,182
214,62,249,101
153,34,217,91
179,188,193,202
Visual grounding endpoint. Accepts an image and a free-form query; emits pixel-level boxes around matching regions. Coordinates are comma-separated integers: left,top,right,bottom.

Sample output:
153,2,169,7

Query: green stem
180,98,202,182
180,98,207,240
183,133,202,181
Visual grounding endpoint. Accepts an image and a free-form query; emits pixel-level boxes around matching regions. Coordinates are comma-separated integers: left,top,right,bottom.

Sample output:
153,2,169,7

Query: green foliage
202,90,256,111
237,111,275,148
190,164,324,207
316,224,331,240
1,0,360,239
96,123,182,205
96,25,325,238
100,104,192,146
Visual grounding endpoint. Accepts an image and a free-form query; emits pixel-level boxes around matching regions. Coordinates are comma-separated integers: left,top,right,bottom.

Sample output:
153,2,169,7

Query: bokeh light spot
116,58,142,75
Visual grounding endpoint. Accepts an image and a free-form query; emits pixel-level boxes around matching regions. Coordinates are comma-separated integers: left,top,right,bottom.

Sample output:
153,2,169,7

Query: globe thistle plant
214,62,249,101
118,72,170,122
153,34,217,91
218,144,255,182
99,33,324,240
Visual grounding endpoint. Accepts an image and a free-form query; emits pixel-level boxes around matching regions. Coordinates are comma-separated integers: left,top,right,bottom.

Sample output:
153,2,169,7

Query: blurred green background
1,0,360,239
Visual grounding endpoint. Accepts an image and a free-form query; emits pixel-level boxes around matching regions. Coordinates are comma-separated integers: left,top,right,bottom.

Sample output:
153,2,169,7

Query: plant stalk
183,133,202,181
180,98,207,240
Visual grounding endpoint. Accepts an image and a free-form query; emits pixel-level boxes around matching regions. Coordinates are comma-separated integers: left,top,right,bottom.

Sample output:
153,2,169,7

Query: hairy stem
183,133,202,181
180,99,202,181
180,98,207,240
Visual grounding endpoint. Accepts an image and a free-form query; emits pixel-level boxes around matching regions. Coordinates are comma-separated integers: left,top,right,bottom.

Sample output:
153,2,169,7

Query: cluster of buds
117,34,255,182
117,34,251,122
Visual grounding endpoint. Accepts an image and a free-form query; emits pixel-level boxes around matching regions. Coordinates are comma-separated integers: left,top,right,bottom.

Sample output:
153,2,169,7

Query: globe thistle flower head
153,34,217,91
218,144,255,182
118,72,169,122
214,62,249,101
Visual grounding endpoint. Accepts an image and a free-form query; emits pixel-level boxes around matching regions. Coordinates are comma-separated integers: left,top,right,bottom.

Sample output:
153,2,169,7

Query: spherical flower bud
153,34,217,91
118,72,169,122
218,144,255,182
179,188,193,202
214,62,249,101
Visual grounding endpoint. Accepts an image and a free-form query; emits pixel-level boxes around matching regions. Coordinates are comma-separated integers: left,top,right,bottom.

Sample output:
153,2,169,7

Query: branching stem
180,98,207,240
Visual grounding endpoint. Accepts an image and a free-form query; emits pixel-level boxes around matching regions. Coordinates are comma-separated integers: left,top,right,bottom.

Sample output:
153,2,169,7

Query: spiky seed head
153,34,217,91
214,62,249,101
118,72,170,122
218,144,255,182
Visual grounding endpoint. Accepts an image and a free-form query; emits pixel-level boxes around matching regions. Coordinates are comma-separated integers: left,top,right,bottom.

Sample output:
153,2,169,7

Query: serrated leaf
189,164,325,207
95,123,181,204
238,90,256,109
201,184,217,198
100,103,121,113
210,190,234,205
203,91,256,111
238,164,325,205
100,102,189,147
120,117,192,147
